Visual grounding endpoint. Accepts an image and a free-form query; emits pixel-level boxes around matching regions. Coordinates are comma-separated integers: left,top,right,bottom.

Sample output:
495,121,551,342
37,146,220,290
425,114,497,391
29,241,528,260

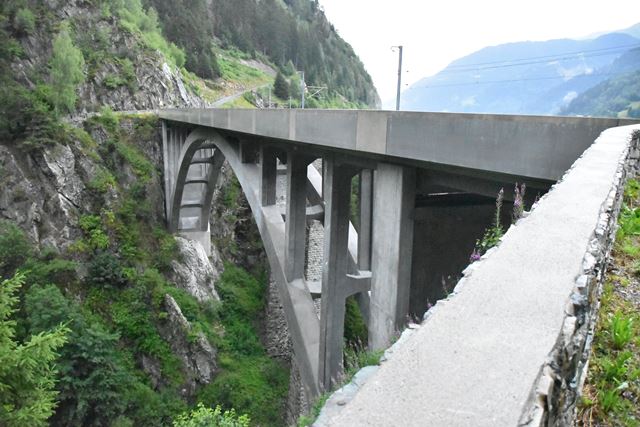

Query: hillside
561,48,640,117
401,32,640,115
0,0,375,426
147,0,379,108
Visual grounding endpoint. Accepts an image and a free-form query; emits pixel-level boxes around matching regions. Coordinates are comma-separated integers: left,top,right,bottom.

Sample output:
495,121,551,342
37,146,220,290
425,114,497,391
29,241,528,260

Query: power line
439,48,639,75
444,43,640,72
411,71,631,90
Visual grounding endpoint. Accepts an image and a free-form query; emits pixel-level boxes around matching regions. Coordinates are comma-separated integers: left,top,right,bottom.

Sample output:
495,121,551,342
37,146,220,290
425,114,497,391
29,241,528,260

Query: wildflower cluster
470,183,527,262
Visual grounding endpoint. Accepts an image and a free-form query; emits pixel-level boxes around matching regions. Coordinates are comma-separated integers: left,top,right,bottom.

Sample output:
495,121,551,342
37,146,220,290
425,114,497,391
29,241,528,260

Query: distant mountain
402,31,640,115
621,23,640,39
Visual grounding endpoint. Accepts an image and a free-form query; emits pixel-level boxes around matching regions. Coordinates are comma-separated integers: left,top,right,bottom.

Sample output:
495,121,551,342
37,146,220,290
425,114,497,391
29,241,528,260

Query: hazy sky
318,0,640,105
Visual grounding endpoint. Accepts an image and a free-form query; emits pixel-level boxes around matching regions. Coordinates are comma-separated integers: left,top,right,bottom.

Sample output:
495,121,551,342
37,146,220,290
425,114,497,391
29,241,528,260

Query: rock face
0,142,91,251
160,294,217,396
12,0,206,116
169,236,221,302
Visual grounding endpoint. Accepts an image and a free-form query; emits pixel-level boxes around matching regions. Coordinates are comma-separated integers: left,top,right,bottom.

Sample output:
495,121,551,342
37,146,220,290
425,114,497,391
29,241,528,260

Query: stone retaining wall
520,128,640,426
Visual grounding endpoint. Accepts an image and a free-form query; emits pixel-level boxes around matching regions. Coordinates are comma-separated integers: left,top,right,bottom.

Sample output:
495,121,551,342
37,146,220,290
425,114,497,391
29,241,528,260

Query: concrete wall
314,125,640,426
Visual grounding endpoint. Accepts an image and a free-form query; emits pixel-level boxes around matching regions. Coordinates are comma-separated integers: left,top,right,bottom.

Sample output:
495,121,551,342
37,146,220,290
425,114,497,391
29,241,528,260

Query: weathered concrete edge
312,125,640,427
312,323,421,427
517,127,640,426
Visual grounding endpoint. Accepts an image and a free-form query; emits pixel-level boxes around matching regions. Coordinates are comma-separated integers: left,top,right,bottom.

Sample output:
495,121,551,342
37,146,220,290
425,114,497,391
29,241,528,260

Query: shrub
0,220,32,279
87,252,127,288
79,215,110,250
14,8,36,35
198,266,288,426
23,257,78,288
173,403,250,427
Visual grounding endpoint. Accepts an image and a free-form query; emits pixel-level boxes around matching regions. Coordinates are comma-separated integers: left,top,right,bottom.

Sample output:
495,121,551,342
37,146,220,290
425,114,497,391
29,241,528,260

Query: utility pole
392,45,403,111
299,70,305,109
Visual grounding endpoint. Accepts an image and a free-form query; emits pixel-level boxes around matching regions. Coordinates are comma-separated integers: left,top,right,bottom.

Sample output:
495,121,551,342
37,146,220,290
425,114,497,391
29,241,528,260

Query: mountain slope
402,32,640,114
147,0,379,107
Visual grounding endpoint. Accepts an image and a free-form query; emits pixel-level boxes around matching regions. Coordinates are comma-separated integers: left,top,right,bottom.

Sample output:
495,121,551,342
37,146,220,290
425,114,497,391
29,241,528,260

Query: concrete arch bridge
159,108,635,403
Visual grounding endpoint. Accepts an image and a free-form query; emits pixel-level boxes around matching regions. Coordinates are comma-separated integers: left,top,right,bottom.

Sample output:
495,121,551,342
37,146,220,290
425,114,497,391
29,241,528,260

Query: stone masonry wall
520,128,640,426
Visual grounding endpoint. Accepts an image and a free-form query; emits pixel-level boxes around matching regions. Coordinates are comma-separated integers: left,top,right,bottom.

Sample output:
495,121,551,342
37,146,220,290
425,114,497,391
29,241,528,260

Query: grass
577,178,640,426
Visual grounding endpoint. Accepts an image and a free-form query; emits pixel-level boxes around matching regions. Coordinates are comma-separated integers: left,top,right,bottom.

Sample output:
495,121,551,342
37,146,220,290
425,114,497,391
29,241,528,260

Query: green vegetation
114,0,185,68
470,189,505,260
50,26,85,114
0,273,69,427
173,403,250,427
146,0,219,78
563,66,640,118
13,7,35,35
148,0,378,106
0,220,32,277
0,0,381,424
297,393,329,427
578,178,640,425
273,72,290,100
197,265,289,427
0,110,290,425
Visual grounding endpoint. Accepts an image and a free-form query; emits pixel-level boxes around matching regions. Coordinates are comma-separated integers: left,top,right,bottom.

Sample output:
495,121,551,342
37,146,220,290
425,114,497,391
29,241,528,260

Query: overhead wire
412,72,627,89
408,43,640,90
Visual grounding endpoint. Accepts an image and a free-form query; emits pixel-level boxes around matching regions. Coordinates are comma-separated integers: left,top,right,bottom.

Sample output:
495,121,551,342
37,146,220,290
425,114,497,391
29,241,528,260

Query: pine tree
49,26,85,114
273,72,289,100
0,273,68,427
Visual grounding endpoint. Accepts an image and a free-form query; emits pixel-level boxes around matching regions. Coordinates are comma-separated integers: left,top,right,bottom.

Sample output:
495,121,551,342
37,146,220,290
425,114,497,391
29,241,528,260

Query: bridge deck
159,108,635,182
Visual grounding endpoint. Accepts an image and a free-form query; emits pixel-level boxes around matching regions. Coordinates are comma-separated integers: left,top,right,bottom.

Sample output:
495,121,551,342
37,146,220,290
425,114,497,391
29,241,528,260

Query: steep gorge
0,0,375,425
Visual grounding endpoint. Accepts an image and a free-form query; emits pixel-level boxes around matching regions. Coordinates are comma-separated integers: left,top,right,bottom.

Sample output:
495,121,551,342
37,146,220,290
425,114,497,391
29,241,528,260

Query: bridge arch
162,123,415,399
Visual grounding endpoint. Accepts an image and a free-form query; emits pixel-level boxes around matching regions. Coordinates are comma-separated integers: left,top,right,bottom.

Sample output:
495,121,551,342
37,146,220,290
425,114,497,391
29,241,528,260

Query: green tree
49,26,85,113
24,284,131,426
0,273,68,427
273,72,289,100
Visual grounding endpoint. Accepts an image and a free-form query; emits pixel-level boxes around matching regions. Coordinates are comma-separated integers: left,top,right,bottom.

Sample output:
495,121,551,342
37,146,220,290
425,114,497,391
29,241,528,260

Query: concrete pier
369,164,416,350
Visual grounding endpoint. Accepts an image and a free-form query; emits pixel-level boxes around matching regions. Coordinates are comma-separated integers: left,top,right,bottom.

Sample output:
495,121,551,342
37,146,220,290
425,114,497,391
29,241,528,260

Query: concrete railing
315,124,640,426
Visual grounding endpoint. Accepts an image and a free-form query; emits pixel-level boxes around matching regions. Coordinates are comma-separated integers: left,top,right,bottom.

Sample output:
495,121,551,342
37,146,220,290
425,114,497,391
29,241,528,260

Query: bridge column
319,158,355,390
260,146,277,206
358,169,373,270
285,152,314,281
369,163,416,350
